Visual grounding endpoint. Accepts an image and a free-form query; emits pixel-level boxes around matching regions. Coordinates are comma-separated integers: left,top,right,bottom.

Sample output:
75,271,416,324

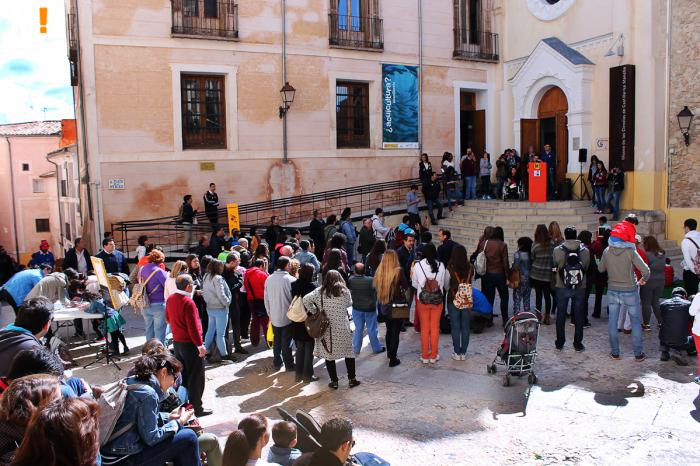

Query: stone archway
510,38,593,175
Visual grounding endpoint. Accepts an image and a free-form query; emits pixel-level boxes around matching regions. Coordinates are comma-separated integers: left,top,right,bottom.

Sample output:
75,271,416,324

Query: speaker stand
572,163,591,201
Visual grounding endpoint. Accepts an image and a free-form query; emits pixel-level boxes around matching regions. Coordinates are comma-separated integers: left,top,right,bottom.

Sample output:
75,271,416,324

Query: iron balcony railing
171,0,238,40
111,178,421,258
329,14,383,50
453,29,499,62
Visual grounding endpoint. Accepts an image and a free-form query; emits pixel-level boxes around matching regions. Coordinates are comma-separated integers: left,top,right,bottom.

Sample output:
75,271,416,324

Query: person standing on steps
460,147,478,200
425,173,444,225
406,184,421,228
479,152,493,200
681,218,700,296
552,227,590,352
309,210,326,261
203,182,219,231
541,143,557,200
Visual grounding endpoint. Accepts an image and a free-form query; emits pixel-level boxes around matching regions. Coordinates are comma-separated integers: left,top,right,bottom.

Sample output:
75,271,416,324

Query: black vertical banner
609,65,636,171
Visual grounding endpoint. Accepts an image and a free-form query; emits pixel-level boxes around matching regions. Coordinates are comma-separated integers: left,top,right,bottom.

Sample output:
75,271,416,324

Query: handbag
128,269,159,313
305,293,330,340
475,240,488,276
287,295,307,322
390,303,409,320
418,263,443,305
508,268,521,289
266,323,274,349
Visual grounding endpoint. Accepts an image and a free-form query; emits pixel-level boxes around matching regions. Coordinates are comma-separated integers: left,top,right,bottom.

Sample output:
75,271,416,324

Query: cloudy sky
0,0,74,124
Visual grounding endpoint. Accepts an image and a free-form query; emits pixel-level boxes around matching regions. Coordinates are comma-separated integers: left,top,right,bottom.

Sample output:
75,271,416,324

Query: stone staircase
437,200,683,270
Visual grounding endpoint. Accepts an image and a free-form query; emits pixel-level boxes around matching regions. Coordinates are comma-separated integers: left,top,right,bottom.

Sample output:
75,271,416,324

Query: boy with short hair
267,421,302,466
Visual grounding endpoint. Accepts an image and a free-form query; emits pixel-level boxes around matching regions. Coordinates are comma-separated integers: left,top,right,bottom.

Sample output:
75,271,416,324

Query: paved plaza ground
4,298,699,465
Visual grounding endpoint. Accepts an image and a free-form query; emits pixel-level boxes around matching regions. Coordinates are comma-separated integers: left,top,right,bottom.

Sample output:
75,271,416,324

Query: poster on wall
382,64,419,149
609,64,635,171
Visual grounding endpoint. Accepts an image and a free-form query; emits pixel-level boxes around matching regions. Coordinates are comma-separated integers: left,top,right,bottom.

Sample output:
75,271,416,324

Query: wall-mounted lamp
677,106,694,147
279,82,296,118
604,33,624,57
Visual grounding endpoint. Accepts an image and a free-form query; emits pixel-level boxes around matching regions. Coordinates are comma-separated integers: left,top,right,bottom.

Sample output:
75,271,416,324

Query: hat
672,287,687,298
40,240,49,248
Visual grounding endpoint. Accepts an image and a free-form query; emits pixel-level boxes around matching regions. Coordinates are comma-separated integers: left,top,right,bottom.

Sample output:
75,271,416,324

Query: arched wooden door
537,87,568,185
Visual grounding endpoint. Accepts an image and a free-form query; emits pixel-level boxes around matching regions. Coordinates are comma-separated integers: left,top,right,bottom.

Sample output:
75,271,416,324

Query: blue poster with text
382,64,419,149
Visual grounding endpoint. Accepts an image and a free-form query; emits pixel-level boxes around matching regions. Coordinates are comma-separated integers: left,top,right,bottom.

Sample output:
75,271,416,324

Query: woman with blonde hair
164,260,189,300
374,250,409,367
288,258,301,278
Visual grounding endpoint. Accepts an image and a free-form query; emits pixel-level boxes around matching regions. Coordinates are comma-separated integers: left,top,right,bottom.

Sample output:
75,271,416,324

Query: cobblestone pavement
60,302,700,466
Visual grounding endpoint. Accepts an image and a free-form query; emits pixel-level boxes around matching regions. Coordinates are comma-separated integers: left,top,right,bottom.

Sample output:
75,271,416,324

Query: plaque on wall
609,65,635,171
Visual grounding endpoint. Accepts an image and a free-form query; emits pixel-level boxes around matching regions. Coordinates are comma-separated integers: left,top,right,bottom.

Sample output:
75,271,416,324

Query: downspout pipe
418,0,423,153
663,0,672,209
281,0,288,164
5,138,20,262
46,154,64,252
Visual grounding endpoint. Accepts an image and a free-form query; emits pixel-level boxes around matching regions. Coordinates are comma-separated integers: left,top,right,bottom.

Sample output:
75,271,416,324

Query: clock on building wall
527,0,575,21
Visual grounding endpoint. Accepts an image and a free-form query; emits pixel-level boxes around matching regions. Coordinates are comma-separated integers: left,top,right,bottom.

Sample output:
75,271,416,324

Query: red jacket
665,264,674,288
165,292,203,346
611,220,636,244
244,267,268,301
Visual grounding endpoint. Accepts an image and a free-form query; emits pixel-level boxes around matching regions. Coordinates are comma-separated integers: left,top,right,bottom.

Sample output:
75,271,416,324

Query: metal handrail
452,29,499,62
328,13,383,50
112,177,421,258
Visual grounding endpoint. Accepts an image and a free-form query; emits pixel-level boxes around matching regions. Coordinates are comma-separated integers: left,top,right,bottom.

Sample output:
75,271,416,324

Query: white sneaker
451,352,460,361
459,354,466,361
420,357,430,364
430,354,440,363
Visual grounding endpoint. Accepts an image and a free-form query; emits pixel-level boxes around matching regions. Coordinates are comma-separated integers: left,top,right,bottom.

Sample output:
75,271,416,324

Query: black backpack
560,246,584,289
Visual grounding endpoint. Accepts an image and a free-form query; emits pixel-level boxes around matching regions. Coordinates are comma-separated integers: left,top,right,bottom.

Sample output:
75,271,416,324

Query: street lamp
677,106,694,147
279,82,296,118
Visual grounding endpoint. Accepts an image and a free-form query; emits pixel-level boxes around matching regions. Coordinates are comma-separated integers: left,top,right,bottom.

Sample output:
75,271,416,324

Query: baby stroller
487,311,540,386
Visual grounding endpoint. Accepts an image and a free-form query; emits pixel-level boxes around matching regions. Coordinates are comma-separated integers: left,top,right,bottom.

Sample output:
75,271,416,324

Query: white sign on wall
595,138,609,151
108,179,125,190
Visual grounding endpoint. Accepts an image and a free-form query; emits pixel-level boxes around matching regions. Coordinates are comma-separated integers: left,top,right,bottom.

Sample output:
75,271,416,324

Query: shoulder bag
475,240,488,276
287,295,307,322
128,268,159,313
305,292,332,353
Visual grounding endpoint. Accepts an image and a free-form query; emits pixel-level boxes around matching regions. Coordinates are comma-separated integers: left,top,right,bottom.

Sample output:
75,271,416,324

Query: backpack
560,246,584,289
687,238,700,275
97,380,146,446
453,281,473,309
418,262,443,305
128,268,159,313
475,240,488,276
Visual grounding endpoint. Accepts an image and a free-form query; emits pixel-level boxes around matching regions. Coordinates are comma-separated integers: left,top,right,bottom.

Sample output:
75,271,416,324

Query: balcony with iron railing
328,14,383,51
453,29,499,62
171,0,238,40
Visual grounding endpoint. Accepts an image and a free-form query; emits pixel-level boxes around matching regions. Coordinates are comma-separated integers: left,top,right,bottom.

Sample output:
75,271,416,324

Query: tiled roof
542,37,594,65
0,120,62,136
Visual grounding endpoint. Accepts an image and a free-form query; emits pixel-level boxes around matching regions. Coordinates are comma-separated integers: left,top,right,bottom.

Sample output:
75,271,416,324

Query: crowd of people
0,169,698,465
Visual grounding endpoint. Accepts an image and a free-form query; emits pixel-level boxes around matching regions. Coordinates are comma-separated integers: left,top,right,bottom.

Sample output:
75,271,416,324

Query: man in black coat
0,297,53,377
264,216,285,249
425,173,443,226
203,182,219,231
62,237,93,275
437,229,457,265
95,238,129,275
209,227,230,257
309,210,326,260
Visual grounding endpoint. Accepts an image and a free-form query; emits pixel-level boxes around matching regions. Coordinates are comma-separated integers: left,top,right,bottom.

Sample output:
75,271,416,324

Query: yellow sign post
227,203,240,236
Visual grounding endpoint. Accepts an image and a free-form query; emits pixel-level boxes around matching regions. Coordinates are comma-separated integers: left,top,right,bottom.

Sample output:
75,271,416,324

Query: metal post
281,0,288,164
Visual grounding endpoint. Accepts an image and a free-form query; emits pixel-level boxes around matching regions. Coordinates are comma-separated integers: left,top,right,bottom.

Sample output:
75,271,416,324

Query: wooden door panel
474,109,485,157
520,118,539,157
556,112,568,184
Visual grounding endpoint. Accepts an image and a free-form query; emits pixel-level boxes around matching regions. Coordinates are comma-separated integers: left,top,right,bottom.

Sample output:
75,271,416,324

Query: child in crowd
512,237,533,314
609,214,638,248
665,258,675,288
598,216,611,232
267,421,302,466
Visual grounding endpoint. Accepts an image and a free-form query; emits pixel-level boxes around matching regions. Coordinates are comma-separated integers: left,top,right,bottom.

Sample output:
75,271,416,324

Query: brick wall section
668,0,700,208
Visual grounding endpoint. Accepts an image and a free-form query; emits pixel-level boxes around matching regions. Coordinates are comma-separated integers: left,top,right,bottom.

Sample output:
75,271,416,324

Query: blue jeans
555,287,586,349
144,302,167,344
607,289,644,356
352,309,382,353
122,428,200,466
272,324,294,369
204,308,229,356
447,300,471,355
346,242,355,264
445,187,459,208
594,186,606,211
426,198,443,223
607,190,622,219
464,176,477,199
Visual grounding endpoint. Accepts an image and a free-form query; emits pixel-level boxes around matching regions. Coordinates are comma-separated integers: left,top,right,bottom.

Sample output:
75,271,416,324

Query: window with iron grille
35,218,50,232
329,0,383,50
336,81,370,148
181,74,226,149
172,0,238,39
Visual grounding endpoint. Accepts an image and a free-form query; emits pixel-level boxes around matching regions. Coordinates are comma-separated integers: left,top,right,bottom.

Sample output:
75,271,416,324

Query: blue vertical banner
382,64,419,149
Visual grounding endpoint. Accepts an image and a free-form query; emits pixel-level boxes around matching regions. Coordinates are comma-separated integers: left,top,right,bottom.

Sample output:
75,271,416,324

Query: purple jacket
138,263,168,303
